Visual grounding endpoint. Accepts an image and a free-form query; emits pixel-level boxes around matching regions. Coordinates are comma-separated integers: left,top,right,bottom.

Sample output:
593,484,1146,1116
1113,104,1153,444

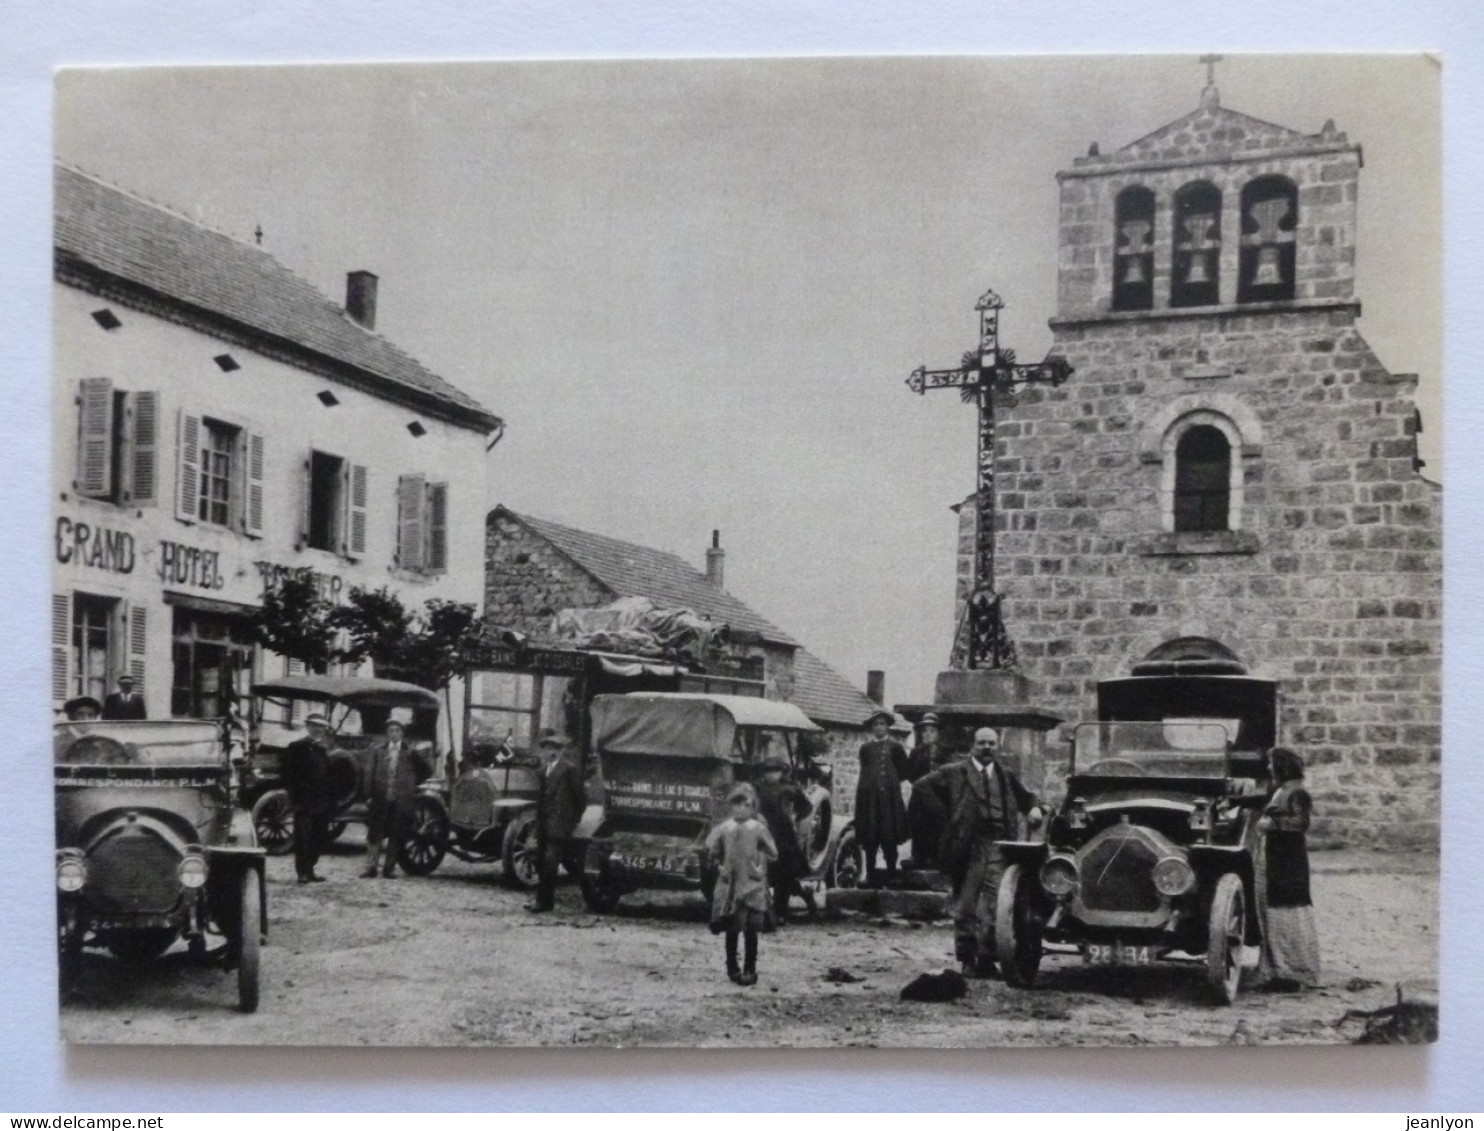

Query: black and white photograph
44,53,1442,1051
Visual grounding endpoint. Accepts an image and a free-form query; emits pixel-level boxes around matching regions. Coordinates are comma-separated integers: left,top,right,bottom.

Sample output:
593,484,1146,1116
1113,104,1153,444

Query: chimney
705,529,725,589
345,270,378,329
866,670,885,706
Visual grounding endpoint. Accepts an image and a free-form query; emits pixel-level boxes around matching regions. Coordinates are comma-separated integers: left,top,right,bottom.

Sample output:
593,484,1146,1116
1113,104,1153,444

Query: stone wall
484,511,615,637
956,308,1442,848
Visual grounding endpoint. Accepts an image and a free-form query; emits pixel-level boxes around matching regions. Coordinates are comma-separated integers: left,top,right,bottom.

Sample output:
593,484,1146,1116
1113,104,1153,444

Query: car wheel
397,796,449,876
105,928,178,965
237,868,262,1014
828,826,863,889
251,790,295,857
502,809,540,890
1205,872,1246,1006
805,799,832,874
57,904,85,989
994,862,1043,988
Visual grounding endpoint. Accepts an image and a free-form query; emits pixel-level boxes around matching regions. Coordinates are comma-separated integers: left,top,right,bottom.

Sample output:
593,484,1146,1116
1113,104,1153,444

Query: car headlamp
1152,855,1196,897
1039,854,1078,898
56,849,87,893
177,851,208,889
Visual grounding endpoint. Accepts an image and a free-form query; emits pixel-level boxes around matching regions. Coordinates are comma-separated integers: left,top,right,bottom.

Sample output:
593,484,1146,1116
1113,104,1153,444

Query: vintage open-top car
242,675,442,863
994,668,1277,1004
54,718,266,1011
578,692,847,912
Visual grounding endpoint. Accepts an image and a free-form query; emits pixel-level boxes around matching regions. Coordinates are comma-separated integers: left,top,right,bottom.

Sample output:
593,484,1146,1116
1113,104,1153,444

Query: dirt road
60,837,1438,1047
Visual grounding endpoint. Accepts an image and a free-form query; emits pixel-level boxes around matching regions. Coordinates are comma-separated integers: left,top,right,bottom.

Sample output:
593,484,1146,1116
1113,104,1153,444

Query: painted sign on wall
55,516,135,574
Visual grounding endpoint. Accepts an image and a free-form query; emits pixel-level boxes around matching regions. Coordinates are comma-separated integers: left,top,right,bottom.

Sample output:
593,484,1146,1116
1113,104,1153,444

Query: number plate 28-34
1083,942,1152,966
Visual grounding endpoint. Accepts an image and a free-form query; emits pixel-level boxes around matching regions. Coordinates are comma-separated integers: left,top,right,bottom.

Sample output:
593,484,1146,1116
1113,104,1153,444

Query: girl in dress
705,783,777,986
1259,747,1322,990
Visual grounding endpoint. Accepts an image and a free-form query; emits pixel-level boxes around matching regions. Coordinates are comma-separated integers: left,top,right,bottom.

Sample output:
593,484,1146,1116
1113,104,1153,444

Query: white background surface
2,0,1480,1112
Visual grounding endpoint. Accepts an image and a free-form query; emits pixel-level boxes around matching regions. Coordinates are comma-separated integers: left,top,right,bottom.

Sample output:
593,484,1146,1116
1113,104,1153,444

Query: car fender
995,839,1049,866
1188,844,1260,943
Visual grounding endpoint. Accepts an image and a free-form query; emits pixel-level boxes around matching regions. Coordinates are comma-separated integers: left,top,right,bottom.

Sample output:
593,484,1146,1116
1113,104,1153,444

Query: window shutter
127,602,148,694
427,481,449,573
244,432,266,537
347,463,368,558
285,656,305,724
175,410,201,522
397,473,426,571
125,391,160,505
76,378,115,498
52,592,72,704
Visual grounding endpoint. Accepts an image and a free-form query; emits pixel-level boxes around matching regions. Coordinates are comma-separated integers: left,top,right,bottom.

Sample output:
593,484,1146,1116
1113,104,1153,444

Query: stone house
953,82,1442,848
485,507,882,798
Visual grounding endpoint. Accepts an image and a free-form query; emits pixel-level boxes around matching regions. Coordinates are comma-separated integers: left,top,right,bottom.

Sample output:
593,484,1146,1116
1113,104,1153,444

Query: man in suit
928,726,1044,978
529,729,586,913
102,675,147,720
362,719,428,878
282,712,334,884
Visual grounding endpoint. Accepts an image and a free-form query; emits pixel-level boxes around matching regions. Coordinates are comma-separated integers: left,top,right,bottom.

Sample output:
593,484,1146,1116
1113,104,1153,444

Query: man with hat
929,726,1044,977
62,695,102,721
102,674,147,720
530,729,586,913
282,712,335,884
362,718,429,879
854,708,909,887
904,712,947,783
755,740,816,922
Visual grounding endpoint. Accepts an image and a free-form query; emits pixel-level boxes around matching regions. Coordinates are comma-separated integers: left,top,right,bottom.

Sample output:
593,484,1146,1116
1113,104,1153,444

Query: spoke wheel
237,869,262,1014
828,826,863,889
398,797,449,876
1205,872,1246,1005
251,790,295,857
502,809,540,890
994,862,1044,987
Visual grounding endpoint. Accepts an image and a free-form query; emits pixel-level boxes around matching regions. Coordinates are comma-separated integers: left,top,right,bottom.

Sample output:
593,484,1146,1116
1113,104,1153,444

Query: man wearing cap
362,719,428,879
530,730,586,912
854,708,909,887
102,674,147,720
755,743,816,922
283,713,335,884
930,726,1044,977
904,713,947,783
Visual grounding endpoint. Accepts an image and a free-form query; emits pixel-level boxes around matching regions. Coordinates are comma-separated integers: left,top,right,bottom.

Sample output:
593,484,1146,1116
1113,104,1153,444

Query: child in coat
705,783,778,986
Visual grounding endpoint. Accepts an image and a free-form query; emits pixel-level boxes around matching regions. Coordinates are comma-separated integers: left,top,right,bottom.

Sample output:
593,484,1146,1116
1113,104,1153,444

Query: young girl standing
706,783,778,986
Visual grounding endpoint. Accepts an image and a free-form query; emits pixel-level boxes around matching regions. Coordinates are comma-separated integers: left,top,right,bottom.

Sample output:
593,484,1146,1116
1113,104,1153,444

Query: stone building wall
484,510,613,638
957,308,1442,848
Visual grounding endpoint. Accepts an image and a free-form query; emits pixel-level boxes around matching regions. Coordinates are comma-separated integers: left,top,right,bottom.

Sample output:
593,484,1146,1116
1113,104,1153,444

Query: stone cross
906,290,1073,670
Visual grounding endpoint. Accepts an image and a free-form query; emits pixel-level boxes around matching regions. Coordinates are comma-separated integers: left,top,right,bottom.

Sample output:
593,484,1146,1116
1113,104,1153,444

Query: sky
54,55,1441,708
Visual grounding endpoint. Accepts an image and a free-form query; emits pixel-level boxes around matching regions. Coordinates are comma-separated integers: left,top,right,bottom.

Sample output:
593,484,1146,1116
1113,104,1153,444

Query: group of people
61,674,147,722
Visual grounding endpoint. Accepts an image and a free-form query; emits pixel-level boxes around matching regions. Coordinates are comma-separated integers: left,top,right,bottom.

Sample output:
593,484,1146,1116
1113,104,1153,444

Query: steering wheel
1083,758,1143,776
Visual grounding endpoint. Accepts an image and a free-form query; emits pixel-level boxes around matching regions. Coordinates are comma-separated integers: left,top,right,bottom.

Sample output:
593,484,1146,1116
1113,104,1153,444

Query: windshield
1072,720,1233,777
54,720,224,767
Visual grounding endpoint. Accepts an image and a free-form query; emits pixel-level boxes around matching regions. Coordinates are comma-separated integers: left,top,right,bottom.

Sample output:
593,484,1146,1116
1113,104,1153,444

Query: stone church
954,78,1442,848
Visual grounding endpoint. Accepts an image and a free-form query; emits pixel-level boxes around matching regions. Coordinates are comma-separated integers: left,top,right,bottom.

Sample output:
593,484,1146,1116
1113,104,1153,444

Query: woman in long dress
1259,747,1322,989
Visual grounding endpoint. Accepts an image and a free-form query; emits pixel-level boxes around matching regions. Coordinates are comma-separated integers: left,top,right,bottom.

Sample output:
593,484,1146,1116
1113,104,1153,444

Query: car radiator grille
1079,830,1161,913
88,832,182,916
450,778,495,827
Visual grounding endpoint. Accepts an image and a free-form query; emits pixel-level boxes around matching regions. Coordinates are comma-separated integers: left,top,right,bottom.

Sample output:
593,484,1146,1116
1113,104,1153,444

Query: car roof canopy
591,692,820,760
251,674,441,711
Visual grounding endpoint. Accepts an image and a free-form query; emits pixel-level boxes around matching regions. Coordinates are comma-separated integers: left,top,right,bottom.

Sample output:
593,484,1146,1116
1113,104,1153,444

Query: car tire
397,796,449,876
827,826,863,889
251,790,295,857
1205,872,1246,1006
994,862,1043,988
502,809,540,891
237,868,261,1014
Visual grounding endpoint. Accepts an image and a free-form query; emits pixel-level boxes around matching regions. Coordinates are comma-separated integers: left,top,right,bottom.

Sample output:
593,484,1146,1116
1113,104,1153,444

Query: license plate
1083,942,1152,966
612,852,688,876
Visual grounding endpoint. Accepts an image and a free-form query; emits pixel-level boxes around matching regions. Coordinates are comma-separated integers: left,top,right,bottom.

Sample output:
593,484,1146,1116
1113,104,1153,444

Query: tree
332,587,482,694
251,570,340,672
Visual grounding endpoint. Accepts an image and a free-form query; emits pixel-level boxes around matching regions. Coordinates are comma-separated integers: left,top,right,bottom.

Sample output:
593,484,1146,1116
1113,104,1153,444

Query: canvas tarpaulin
550,596,725,662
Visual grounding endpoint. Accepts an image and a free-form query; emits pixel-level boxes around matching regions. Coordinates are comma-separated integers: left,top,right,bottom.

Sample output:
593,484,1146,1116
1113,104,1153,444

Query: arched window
1173,425,1231,532
1112,185,1155,312
1171,181,1222,308
1238,175,1298,303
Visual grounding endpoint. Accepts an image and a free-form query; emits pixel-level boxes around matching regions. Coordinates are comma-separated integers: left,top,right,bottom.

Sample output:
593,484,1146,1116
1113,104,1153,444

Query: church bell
1185,252,1211,285
1253,246,1283,286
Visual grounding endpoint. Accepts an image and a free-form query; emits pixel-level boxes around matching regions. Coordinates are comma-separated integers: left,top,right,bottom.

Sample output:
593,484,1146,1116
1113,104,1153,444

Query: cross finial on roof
254,224,263,246
1198,54,1223,109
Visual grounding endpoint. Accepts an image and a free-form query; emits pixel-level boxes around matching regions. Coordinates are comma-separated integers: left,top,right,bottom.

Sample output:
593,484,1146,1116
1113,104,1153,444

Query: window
74,378,159,506
51,592,146,705
1173,425,1231,532
175,411,265,536
397,474,449,573
171,606,256,720
303,452,367,557
1238,175,1298,303
1171,181,1222,308
1112,186,1155,312
72,593,116,703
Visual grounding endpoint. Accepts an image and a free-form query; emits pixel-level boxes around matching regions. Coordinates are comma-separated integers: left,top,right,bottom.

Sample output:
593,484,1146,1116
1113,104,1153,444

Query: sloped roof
54,164,501,432
502,509,798,647
789,648,884,729
1069,93,1353,173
